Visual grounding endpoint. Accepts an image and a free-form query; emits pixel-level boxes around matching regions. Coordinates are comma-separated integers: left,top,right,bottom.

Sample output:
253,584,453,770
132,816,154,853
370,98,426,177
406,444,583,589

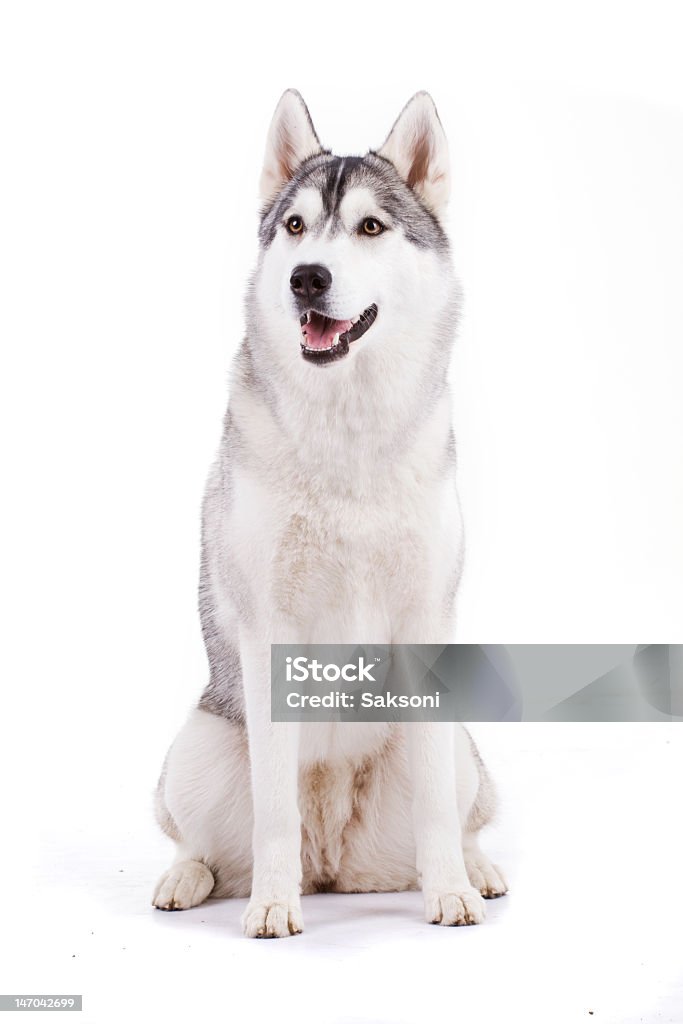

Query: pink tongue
303,314,354,350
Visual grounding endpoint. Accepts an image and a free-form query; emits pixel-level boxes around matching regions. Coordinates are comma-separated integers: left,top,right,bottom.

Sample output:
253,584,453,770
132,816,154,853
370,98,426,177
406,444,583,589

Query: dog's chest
227,407,461,637
270,491,431,637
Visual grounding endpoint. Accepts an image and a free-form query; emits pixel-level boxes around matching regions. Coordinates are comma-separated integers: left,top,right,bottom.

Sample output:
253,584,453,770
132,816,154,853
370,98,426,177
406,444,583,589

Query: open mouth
299,304,378,365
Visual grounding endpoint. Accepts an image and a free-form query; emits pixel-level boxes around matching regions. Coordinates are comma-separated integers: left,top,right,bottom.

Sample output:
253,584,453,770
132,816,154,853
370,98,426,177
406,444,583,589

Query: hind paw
465,852,508,899
152,859,214,910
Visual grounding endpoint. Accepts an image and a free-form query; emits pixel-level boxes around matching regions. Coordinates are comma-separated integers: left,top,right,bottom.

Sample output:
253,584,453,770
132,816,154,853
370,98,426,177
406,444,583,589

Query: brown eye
362,217,384,236
286,215,304,235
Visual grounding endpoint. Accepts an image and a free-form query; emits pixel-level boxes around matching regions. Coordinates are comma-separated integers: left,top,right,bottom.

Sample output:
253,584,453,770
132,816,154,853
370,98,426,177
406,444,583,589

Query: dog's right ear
260,90,323,205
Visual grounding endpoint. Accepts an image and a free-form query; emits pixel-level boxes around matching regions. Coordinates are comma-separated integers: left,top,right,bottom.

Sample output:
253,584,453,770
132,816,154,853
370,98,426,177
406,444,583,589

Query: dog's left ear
260,90,323,204
376,92,450,218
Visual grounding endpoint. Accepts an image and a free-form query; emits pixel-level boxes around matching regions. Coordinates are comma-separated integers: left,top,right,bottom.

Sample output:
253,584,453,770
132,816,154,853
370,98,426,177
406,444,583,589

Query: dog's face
253,91,457,373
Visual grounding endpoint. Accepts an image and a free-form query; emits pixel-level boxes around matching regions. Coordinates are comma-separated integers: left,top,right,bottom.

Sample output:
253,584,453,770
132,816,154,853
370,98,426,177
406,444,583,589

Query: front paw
241,896,304,938
424,886,486,926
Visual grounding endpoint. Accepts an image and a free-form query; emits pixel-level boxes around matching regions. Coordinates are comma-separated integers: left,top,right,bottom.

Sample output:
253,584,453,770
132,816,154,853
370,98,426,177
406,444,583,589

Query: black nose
289,264,332,304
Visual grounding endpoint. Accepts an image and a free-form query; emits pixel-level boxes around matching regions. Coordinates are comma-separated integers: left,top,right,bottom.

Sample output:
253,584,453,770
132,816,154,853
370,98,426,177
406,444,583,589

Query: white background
1,1,682,1022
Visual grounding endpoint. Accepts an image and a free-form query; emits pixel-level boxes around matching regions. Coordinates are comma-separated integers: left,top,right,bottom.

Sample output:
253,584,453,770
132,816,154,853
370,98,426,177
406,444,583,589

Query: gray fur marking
197,423,248,725
259,153,449,253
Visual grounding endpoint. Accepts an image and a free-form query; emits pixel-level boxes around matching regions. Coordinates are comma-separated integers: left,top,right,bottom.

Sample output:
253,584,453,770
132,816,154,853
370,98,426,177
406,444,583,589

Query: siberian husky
152,90,507,937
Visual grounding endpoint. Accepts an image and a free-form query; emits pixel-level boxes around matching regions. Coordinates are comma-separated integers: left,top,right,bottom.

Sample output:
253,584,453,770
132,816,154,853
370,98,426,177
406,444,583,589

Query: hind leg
152,709,254,910
459,727,508,899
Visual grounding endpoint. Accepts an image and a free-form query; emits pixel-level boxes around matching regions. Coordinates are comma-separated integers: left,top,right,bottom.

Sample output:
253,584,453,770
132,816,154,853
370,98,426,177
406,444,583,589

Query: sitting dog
152,90,507,937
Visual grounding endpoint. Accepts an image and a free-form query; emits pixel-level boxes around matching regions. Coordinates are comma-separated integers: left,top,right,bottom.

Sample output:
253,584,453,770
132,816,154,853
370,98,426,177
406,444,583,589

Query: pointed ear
377,92,450,218
260,90,323,204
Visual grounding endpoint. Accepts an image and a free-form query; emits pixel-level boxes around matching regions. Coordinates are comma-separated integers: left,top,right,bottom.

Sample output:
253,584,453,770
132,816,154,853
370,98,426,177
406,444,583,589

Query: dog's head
253,91,457,372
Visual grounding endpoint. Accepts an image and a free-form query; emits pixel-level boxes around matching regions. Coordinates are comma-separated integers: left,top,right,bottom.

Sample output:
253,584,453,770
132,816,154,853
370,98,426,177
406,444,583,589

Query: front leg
240,633,303,938
406,722,486,926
